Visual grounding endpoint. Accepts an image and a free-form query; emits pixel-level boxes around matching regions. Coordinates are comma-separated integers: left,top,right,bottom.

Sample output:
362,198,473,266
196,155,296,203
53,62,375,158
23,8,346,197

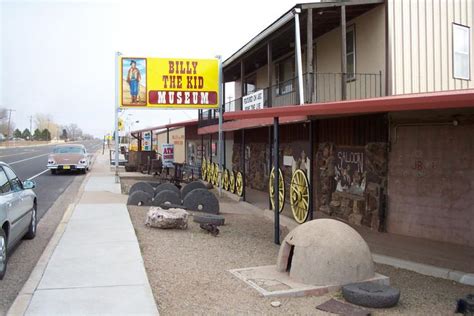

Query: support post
241,129,246,201
209,134,212,163
309,120,314,220
166,127,170,176
240,59,245,110
217,55,223,196
341,5,347,100
114,51,122,183
306,8,314,103
273,117,280,244
294,8,305,105
267,41,273,108
268,126,272,209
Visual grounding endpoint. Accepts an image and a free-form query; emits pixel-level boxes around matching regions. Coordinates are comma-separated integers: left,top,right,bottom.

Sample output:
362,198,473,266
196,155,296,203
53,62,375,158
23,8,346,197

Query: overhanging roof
198,116,307,135
223,90,474,121
223,0,384,69
131,119,197,135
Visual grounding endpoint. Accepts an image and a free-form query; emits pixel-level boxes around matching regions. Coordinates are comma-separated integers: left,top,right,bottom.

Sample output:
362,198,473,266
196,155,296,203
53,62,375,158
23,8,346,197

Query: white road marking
27,169,50,180
9,153,50,165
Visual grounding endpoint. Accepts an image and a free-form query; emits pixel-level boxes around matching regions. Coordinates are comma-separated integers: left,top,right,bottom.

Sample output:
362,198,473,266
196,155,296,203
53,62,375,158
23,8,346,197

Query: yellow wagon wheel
201,159,207,180
207,161,212,182
235,171,244,197
290,169,310,224
213,163,219,186
223,169,230,191
269,167,285,213
229,170,236,193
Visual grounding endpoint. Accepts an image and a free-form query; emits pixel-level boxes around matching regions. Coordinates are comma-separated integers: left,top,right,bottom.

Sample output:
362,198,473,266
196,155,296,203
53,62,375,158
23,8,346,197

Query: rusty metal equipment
269,167,285,213
290,169,310,223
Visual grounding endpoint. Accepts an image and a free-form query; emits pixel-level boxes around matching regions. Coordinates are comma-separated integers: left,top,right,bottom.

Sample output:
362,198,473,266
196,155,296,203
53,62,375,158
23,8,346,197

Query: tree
34,114,59,140
65,123,82,141
0,108,15,138
33,128,42,141
13,129,22,138
60,129,68,140
41,129,51,141
22,128,32,140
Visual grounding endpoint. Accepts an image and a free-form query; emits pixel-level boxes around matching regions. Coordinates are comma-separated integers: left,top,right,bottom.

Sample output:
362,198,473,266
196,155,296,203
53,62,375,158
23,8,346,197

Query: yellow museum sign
120,57,219,109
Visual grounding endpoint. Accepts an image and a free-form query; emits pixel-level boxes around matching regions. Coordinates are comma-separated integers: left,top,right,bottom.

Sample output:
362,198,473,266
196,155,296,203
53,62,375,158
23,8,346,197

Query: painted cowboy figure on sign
127,60,141,103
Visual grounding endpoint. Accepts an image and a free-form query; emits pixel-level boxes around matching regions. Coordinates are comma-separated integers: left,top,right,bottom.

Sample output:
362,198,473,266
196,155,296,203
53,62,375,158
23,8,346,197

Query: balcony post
273,117,280,244
340,5,347,100
294,8,305,105
240,59,245,110
267,41,273,108
307,8,314,103
241,129,246,201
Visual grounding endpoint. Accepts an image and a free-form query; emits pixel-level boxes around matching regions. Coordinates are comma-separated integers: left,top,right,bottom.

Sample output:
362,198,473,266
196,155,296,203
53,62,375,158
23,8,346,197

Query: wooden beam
341,5,347,100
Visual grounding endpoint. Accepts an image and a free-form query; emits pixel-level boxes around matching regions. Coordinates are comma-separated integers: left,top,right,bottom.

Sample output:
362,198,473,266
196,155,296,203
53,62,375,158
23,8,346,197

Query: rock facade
145,207,189,229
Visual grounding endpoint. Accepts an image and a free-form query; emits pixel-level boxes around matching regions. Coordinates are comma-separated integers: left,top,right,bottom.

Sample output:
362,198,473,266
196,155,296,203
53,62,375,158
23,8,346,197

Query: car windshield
53,146,84,154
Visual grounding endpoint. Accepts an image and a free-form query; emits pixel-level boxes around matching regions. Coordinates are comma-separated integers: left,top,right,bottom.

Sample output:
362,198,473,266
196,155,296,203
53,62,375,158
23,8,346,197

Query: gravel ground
128,198,474,315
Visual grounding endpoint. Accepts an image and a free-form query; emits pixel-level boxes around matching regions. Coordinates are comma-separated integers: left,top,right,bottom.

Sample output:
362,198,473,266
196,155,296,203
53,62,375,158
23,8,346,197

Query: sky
0,0,309,137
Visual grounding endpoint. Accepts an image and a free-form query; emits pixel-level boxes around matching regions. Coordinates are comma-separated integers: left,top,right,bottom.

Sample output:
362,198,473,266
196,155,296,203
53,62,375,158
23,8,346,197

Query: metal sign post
114,51,122,183
217,55,223,197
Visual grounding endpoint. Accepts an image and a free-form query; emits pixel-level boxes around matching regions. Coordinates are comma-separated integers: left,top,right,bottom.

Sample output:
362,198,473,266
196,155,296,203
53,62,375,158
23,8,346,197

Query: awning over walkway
131,119,198,135
197,116,307,135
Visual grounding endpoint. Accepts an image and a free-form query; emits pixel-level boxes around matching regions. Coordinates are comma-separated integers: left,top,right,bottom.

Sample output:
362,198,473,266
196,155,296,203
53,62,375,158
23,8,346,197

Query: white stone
145,207,189,229
271,301,281,307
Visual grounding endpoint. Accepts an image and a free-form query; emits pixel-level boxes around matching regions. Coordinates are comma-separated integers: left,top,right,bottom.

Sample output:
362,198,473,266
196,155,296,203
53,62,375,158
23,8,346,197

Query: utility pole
6,109,15,140
29,116,33,141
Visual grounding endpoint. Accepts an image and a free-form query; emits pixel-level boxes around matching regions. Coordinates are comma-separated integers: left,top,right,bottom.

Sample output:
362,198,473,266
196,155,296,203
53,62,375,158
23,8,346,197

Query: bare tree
0,108,15,137
64,123,82,141
34,114,60,140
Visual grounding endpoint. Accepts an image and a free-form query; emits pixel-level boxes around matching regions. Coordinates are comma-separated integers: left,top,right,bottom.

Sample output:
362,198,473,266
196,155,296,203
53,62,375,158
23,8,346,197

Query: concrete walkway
9,153,158,315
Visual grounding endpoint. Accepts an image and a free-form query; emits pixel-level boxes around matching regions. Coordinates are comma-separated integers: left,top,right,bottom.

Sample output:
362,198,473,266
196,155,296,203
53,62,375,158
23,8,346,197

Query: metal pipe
217,55,223,196
114,51,122,183
273,117,280,244
241,129,246,201
340,5,347,100
294,8,305,105
309,120,314,221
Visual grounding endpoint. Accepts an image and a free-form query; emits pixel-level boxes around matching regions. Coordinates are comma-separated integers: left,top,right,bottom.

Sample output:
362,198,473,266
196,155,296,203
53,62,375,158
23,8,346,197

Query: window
275,56,295,95
3,166,22,192
453,23,470,80
0,169,11,194
346,25,356,80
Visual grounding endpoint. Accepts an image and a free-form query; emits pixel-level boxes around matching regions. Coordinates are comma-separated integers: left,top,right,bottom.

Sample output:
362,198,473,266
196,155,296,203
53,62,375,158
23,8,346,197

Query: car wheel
51,169,57,175
0,228,7,280
24,204,37,240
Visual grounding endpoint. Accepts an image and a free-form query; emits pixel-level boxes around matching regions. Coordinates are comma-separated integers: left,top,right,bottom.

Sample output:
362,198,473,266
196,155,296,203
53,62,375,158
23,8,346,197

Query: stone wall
316,142,388,231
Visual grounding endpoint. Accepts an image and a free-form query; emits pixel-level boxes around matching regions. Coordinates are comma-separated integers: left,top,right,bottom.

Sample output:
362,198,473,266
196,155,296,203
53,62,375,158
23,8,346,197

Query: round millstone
129,182,155,196
183,188,219,214
127,190,153,206
193,213,225,226
181,181,207,199
155,183,181,197
152,190,181,206
342,282,400,308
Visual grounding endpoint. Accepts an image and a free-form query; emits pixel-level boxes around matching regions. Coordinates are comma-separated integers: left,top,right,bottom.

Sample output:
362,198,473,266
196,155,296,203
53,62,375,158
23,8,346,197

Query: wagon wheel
235,171,244,197
269,167,285,213
201,159,207,180
223,169,230,191
290,169,310,224
229,170,236,193
206,161,212,182
213,163,219,186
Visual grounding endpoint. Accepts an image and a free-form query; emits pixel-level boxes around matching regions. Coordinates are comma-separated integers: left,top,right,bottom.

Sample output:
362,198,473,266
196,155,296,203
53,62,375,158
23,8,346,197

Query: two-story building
197,0,474,249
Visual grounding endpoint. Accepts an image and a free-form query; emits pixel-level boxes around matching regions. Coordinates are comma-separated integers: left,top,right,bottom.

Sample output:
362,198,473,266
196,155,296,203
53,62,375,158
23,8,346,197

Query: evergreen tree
41,129,51,141
60,129,68,140
22,128,31,140
33,128,42,140
13,129,22,138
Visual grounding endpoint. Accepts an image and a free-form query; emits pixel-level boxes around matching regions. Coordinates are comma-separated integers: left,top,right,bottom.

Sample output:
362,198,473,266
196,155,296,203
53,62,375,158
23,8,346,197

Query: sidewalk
8,153,158,315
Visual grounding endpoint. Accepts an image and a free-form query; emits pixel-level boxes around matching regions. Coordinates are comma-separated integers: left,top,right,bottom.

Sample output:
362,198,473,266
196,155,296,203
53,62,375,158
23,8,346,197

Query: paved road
0,140,103,313
0,140,103,219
